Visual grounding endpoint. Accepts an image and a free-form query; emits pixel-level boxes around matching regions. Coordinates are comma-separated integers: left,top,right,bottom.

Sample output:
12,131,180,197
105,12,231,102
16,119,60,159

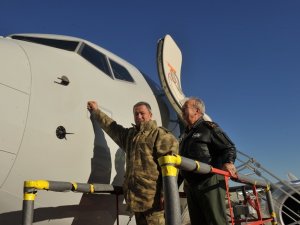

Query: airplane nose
0,38,31,186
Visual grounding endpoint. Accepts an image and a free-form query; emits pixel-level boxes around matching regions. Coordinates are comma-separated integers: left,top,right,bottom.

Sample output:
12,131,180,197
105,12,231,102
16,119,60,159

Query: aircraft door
0,39,31,187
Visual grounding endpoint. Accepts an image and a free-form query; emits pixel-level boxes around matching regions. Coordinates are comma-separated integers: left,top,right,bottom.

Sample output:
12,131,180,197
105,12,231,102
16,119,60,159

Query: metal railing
158,154,277,225
21,152,295,225
22,181,121,225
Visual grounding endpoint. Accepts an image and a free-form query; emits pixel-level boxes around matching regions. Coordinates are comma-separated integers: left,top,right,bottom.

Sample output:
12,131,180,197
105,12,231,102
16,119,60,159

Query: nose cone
0,37,31,186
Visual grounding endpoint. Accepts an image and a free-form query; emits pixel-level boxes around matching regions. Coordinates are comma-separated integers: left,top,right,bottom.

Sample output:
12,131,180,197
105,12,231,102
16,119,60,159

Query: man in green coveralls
87,101,178,225
178,97,237,225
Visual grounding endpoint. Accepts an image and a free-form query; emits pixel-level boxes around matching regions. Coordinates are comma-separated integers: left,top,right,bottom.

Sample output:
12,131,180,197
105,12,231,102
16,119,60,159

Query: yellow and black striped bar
158,154,276,225
22,180,49,225
22,191,36,225
22,180,115,225
158,154,214,225
158,154,181,225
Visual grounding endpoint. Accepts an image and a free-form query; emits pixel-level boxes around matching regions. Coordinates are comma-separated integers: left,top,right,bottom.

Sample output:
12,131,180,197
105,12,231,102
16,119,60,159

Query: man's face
133,105,152,127
181,100,202,127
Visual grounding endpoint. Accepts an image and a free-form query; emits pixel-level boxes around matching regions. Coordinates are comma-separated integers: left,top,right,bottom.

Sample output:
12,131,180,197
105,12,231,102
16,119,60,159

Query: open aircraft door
157,34,212,122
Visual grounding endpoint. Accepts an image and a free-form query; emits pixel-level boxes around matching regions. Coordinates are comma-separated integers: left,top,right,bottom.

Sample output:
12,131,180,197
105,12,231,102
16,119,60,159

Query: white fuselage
0,34,179,225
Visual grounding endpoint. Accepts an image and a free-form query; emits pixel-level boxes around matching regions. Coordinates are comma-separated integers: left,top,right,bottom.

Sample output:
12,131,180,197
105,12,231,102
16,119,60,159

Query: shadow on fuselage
70,115,128,225
0,115,128,225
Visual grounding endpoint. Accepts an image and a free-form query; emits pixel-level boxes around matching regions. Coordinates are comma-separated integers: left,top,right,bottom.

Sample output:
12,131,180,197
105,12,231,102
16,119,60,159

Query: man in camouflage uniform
87,101,178,225
179,97,237,225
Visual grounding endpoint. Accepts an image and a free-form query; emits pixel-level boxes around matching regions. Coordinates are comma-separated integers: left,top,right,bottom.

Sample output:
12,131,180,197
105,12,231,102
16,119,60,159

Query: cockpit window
79,43,112,77
10,35,79,51
109,59,134,82
10,35,135,83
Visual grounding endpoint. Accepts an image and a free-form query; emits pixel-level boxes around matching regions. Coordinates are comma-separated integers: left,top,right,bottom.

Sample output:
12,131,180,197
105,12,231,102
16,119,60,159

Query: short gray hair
185,97,205,114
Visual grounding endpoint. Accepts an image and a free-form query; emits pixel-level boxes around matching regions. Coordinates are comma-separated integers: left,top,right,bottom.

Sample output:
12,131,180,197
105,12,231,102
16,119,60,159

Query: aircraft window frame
108,59,134,83
10,35,135,83
78,43,113,78
10,35,79,51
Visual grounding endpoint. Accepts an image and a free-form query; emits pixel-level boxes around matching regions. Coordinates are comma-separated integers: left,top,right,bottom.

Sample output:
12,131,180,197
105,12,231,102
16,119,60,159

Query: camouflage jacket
93,109,178,212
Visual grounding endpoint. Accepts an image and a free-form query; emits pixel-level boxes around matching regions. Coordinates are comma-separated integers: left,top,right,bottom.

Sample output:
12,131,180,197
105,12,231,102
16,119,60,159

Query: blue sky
1,1,299,180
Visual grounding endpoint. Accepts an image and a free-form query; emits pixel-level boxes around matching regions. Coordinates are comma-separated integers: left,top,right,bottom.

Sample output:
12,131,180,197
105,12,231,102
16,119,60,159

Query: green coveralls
179,119,236,225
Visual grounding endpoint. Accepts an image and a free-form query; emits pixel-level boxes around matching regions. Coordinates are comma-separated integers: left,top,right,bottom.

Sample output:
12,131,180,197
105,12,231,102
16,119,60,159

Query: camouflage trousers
134,209,165,225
